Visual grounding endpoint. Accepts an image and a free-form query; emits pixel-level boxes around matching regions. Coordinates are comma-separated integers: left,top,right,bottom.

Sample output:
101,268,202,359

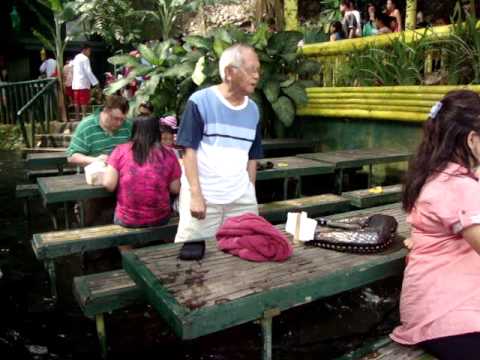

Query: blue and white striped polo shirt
176,86,263,204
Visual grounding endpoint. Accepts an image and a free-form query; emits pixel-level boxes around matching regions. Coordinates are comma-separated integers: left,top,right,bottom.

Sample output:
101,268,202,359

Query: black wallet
179,241,206,260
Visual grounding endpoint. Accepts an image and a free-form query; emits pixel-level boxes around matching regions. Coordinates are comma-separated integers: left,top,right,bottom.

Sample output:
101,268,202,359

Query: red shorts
73,89,91,106
65,86,73,98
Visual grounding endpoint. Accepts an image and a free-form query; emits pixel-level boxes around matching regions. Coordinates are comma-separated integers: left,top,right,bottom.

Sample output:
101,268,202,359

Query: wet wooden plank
337,337,436,360
297,148,412,169
343,184,402,208
73,270,143,318
262,138,318,151
16,184,40,199
25,152,67,169
256,156,334,181
37,174,110,204
123,203,409,340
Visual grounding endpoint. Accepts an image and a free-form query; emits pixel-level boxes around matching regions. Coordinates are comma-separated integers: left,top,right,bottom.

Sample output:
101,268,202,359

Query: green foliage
336,32,434,86
107,27,320,135
73,0,143,48
0,125,25,150
440,8,480,84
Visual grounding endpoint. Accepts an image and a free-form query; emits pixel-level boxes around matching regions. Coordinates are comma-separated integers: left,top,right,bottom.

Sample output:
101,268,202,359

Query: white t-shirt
345,10,362,37
72,53,99,90
40,58,57,77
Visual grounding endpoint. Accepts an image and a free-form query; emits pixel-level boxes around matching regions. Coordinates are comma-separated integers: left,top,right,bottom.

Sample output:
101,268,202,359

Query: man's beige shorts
174,182,258,243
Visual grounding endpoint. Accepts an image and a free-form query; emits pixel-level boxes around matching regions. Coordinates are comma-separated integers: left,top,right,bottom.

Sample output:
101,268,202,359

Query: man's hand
190,192,206,220
96,154,108,163
404,237,413,250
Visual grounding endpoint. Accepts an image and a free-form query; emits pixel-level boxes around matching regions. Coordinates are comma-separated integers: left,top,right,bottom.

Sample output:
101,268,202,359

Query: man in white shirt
72,44,99,121
39,51,57,77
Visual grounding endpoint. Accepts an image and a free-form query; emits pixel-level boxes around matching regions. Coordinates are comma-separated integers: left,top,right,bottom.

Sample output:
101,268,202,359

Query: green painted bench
342,185,402,209
336,336,436,360
74,203,408,358
37,194,350,299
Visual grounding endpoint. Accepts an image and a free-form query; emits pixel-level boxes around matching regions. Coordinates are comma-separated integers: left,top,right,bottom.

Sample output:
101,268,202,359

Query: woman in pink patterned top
103,116,181,228
391,90,480,359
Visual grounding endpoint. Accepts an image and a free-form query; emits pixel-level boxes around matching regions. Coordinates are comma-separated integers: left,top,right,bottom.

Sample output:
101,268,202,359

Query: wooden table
256,156,334,199
122,203,408,360
262,138,318,156
25,152,68,173
297,148,412,193
37,174,110,228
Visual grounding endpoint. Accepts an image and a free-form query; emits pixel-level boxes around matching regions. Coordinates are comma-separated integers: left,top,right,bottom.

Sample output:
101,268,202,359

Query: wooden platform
343,185,402,208
37,174,110,204
122,203,408,340
256,156,334,181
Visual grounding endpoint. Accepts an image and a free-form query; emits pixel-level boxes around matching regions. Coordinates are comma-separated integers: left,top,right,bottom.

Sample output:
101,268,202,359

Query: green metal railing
0,78,58,148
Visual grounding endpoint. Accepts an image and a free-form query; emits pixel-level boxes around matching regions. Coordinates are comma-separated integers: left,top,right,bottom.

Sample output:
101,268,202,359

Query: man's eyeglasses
233,65,261,77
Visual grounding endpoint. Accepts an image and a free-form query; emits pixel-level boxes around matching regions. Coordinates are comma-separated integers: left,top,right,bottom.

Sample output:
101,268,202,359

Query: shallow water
0,150,401,359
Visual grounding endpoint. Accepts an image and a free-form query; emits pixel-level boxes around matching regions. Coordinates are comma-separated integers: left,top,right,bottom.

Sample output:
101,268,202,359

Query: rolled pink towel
216,213,293,262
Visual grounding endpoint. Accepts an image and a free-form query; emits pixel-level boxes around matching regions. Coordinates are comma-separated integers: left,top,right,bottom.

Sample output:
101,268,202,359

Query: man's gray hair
219,44,255,81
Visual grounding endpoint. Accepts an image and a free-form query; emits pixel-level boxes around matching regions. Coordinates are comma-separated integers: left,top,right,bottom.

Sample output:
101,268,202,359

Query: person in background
160,115,177,148
363,3,378,36
39,50,57,78
375,12,393,34
416,11,429,29
174,44,263,244
63,57,74,107
138,101,154,117
72,43,99,121
329,21,345,42
103,115,181,232
340,1,362,39
385,0,402,32
391,90,480,360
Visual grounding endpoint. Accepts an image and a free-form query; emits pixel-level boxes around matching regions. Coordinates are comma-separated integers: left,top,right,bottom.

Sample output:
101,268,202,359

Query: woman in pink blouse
391,90,480,359
103,116,181,228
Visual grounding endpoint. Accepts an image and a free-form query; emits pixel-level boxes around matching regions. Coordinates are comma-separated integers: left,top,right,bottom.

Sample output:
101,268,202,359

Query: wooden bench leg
368,164,373,188
96,313,107,359
335,169,344,194
44,260,57,301
259,309,280,360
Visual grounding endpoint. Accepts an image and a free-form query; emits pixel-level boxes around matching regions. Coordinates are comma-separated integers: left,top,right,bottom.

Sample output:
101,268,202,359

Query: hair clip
429,101,443,119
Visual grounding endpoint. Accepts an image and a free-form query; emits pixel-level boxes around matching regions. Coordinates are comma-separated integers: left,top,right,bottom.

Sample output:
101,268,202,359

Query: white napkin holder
285,211,318,243
85,160,106,186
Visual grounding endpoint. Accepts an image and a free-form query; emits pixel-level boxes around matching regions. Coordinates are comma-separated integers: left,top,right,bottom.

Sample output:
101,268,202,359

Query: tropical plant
106,25,322,136
440,6,480,84
317,0,341,33
72,0,143,48
26,0,76,122
336,32,434,87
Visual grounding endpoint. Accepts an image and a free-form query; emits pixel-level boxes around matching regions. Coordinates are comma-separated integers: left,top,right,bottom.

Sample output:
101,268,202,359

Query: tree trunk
405,0,417,30
283,0,298,30
54,14,67,123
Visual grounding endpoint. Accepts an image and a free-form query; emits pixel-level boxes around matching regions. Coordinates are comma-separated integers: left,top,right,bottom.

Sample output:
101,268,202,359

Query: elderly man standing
72,43,99,121
67,95,131,225
175,44,263,247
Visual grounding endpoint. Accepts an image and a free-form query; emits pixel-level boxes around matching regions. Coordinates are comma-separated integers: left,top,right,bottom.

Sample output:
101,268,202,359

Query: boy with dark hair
72,43,99,121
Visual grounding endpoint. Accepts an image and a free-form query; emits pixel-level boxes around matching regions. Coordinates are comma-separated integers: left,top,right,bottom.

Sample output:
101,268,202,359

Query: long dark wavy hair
131,116,164,165
403,90,480,212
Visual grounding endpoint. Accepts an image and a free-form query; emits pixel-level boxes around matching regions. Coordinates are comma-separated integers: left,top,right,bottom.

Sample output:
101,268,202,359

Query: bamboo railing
297,85,480,122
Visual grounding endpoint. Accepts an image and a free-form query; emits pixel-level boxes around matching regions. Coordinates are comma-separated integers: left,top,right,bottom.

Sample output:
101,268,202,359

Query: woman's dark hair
330,21,344,36
341,1,353,8
403,90,480,212
131,116,163,165
375,11,392,26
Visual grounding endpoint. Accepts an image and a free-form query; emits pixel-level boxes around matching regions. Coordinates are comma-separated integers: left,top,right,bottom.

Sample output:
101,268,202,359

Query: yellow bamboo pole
405,0,417,31
306,85,480,94
284,0,298,31
300,23,477,57
307,93,442,101
308,98,434,107
296,108,427,122
305,105,430,113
